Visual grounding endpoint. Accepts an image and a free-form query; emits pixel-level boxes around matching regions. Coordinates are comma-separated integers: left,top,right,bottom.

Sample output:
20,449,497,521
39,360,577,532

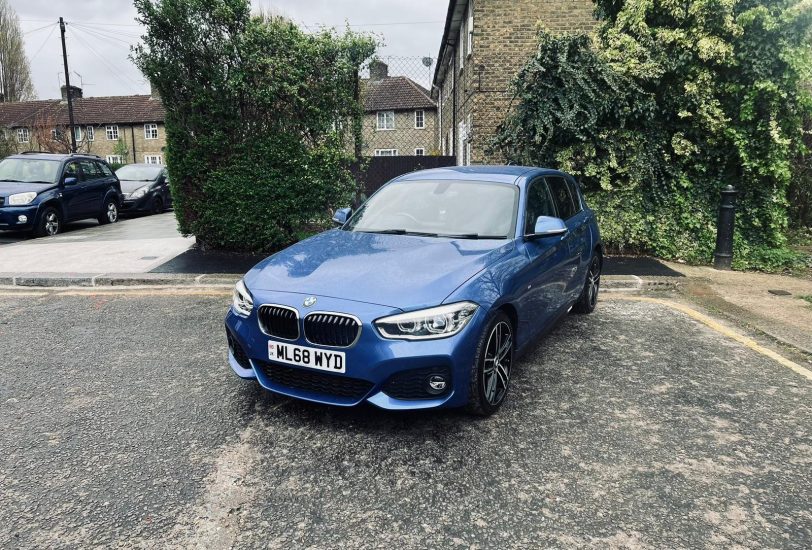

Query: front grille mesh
258,305,299,340
256,361,373,400
304,313,361,347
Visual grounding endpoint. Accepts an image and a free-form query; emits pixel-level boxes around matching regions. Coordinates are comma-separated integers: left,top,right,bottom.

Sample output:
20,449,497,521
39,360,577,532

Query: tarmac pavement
0,288,809,548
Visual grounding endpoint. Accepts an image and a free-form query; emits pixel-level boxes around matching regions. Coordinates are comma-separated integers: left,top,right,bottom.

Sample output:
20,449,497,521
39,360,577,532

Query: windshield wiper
358,229,440,237
440,234,508,240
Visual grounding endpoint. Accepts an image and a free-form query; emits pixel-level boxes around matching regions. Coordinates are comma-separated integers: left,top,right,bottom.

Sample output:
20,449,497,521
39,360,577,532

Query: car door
514,177,572,348
78,160,105,217
546,175,589,303
59,161,90,220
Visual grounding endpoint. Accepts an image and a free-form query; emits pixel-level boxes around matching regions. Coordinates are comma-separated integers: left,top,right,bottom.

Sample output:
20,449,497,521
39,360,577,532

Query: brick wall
436,0,596,165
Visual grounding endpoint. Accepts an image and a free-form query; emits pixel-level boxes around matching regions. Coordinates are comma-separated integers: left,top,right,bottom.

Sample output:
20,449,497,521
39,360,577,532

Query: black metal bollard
713,185,739,270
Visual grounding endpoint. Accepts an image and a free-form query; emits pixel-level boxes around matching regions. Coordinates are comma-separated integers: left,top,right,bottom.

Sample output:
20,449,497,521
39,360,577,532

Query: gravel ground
0,291,809,549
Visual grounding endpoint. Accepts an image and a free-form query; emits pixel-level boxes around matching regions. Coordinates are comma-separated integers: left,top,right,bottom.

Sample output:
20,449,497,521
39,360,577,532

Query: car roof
7,152,101,162
392,165,567,185
117,163,164,169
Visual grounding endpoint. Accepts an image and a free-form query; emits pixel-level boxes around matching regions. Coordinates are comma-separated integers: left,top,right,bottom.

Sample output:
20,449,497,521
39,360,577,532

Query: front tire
35,207,62,237
150,196,164,215
572,253,601,314
99,199,119,225
466,311,514,416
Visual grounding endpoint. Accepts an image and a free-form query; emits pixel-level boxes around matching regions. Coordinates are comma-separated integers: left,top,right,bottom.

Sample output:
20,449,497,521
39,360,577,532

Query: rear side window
546,176,577,220
524,178,557,234
97,162,114,177
78,160,102,181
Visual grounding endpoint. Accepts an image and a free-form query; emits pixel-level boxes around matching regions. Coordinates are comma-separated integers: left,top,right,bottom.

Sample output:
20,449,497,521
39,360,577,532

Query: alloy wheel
587,257,601,308
44,211,60,236
482,321,512,406
107,202,118,223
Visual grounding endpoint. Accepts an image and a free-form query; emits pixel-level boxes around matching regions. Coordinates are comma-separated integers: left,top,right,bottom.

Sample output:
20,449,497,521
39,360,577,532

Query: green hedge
493,1,812,270
134,0,375,252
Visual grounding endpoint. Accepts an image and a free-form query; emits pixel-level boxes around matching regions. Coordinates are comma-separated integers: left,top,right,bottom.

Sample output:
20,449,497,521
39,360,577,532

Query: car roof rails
18,150,45,154
69,152,103,159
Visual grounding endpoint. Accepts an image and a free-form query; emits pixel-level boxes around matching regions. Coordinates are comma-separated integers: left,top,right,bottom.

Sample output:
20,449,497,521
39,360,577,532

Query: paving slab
0,213,194,274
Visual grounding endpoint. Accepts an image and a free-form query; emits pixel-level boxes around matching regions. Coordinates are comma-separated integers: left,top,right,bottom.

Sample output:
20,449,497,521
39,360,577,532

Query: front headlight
375,302,479,340
232,279,254,317
131,186,149,199
8,192,37,206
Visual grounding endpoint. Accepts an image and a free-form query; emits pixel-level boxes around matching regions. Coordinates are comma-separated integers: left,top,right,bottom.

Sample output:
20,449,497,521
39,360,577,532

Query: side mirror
63,176,78,186
332,207,352,226
527,216,568,239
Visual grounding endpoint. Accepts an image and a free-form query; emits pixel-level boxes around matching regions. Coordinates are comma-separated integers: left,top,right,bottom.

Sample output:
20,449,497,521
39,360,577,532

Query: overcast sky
12,0,447,99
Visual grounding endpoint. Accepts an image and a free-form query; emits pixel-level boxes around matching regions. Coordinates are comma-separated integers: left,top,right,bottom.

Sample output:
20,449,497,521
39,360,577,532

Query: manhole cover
768,289,792,296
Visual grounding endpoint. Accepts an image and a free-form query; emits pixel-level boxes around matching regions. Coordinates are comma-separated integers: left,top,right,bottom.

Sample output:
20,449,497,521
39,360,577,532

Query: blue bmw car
225,166,602,415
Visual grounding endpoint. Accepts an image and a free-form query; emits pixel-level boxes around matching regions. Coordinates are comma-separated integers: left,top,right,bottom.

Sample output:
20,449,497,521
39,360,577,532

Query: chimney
369,60,389,81
60,85,82,102
149,81,160,99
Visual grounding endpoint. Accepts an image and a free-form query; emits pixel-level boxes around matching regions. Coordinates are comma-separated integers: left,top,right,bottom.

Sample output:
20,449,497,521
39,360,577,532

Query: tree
0,0,35,102
133,0,375,252
494,0,812,269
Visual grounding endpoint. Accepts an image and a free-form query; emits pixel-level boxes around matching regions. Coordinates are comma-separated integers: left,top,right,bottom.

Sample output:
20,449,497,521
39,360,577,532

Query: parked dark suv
0,152,122,236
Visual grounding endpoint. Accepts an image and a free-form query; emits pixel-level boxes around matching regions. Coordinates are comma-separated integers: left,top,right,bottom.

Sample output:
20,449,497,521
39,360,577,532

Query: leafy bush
134,0,375,252
493,0,812,269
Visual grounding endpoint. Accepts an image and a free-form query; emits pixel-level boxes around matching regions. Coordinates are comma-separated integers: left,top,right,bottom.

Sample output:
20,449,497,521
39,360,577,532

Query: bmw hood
245,230,514,310
0,182,56,197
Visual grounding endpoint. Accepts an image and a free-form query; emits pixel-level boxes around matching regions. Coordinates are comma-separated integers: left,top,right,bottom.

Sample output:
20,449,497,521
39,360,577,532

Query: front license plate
268,341,346,374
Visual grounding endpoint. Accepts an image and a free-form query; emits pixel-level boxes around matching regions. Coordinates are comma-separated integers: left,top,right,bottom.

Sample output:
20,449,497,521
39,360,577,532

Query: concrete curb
0,272,678,291
0,272,242,288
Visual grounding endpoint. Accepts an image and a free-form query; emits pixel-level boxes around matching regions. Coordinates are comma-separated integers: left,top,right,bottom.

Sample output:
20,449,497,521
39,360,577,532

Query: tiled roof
361,76,436,112
0,95,165,127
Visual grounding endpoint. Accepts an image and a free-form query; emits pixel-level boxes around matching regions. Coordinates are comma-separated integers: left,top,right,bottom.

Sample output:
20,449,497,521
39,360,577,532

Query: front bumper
120,195,150,212
224,292,485,410
0,204,39,230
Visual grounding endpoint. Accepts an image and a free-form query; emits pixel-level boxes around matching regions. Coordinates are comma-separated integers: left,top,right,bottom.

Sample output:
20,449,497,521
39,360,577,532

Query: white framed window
86,126,95,141
106,155,123,164
51,128,61,139
144,123,158,140
376,111,395,131
415,110,425,129
73,126,83,142
144,155,163,164
467,7,474,55
106,125,119,140
459,16,466,69
17,128,30,143
415,148,425,156
374,149,398,157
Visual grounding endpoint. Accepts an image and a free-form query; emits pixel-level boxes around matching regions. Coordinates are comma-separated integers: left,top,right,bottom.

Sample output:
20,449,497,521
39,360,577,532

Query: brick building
0,85,166,165
433,0,595,165
360,61,438,157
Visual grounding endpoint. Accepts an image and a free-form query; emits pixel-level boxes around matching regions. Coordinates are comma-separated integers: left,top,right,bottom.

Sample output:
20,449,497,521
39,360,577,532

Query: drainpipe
452,41,457,163
130,125,137,163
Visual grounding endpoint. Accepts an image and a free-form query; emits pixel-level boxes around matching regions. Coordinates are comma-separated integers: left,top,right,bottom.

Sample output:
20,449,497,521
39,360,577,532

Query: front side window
17,128,30,143
524,179,557,235
0,158,60,183
415,110,425,129
374,149,397,157
345,180,519,239
78,160,103,181
377,111,395,130
144,123,158,139
63,161,80,181
86,126,95,141
106,125,119,140
546,176,577,220
144,155,163,165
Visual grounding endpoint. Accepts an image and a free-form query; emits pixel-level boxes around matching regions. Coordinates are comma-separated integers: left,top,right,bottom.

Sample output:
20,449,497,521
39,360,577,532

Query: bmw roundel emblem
303,296,317,308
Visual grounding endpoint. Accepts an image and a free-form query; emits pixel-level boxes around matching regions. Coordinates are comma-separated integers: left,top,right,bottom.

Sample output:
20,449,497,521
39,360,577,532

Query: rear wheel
98,199,119,225
35,207,61,237
572,253,601,314
466,311,514,416
150,196,163,215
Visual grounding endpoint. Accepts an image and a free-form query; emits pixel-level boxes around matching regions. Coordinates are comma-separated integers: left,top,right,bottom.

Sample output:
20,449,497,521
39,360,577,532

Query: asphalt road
0,290,809,549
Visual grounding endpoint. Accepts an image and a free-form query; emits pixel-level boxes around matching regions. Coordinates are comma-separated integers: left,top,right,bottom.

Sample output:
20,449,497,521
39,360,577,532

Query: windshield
345,180,519,239
115,165,163,181
0,158,60,184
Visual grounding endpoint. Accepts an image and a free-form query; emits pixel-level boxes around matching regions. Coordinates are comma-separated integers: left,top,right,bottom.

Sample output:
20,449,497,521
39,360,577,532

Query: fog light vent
382,367,452,400
17,215,28,223
427,375,447,395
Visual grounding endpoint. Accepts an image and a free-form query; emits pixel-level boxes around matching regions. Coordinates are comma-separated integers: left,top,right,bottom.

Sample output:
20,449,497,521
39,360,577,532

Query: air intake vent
304,313,361,348
257,305,299,340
